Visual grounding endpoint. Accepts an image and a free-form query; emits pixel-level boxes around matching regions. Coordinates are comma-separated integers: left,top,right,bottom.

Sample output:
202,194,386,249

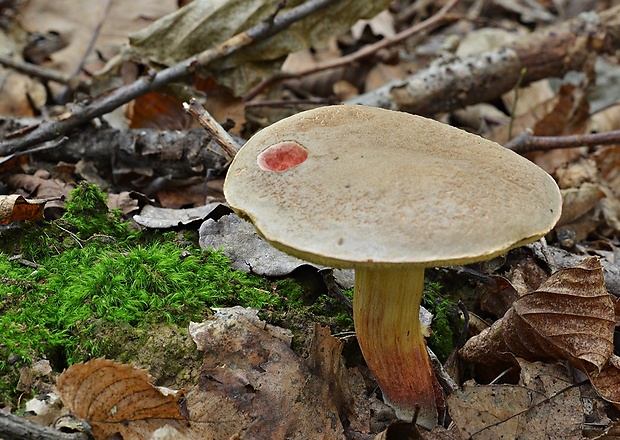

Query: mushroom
223,105,562,428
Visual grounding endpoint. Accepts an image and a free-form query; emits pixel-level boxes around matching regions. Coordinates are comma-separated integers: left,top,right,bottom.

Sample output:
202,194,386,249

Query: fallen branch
0,410,89,440
348,6,620,115
242,0,461,101
504,128,620,154
0,55,87,90
184,98,241,161
0,0,335,157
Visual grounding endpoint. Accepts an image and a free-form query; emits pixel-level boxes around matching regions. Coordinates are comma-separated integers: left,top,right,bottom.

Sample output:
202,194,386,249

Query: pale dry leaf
489,83,590,173
448,361,582,440
557,183,605,227
126,0,392,95
593,146,620,198
55,358,188,440
461,257,615,375
20,0,177,78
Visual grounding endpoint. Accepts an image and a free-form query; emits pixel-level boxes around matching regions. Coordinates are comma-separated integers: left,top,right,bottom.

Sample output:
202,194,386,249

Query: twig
183,98,241,160
58,0,112,103
244,97,337,108
0,54,86,90
507,67,527,140
0,410,89,440
0,137,67,165
504,128,620,154
243,0,461,101
0,0,336,157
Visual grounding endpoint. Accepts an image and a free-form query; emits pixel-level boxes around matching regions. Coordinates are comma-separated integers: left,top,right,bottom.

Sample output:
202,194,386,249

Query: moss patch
0,183,349,408
423,281,462,362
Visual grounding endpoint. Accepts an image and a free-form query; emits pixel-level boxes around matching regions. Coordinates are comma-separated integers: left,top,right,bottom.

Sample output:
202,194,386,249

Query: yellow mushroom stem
353,266,441,429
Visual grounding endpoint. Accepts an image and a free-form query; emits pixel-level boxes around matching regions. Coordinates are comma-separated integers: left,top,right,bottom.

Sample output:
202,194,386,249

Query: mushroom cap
224,105,562,269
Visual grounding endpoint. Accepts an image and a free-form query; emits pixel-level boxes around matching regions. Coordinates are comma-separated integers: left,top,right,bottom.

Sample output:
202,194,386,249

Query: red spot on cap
257,141,308,172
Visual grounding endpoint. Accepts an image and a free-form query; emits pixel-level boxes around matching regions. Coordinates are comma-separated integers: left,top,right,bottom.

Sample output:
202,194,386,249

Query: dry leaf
461,257,615,375
55,358,188,440
590,356,620,404
134,203,227,228
0,194,50,224
448,361,582,440
127,91,197,130
187,307,349,438
557,183,605,227
126,0,392,95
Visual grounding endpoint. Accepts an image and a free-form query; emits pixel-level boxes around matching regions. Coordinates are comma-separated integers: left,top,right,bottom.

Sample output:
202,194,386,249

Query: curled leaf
461,257,615,375
0,194,50,224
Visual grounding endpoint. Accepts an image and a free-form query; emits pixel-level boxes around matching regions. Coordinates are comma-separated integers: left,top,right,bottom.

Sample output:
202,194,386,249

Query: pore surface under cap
224,105,562,269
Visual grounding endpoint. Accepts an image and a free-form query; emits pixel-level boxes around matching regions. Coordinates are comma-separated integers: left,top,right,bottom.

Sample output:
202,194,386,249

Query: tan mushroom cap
224,105,562,269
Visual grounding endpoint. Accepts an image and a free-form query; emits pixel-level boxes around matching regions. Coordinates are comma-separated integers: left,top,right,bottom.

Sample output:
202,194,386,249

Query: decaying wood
184,98,241,161
0,0,336,157
30,127,230,180
0,410,89,440
348,6,620,115
242,0,462,101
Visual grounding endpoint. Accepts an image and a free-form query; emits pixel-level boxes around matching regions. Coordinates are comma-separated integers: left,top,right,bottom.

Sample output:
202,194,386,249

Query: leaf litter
55,307,379,439
2,0,620,439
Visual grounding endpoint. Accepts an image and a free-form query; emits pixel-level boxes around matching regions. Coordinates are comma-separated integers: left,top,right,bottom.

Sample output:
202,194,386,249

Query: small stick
504,128,620,154
0,54,86,90
183,98,241,161
243,0,461,101
0,0,335,156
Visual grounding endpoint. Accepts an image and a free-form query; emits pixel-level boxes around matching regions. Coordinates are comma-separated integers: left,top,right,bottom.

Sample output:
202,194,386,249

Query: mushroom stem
353,267,440,429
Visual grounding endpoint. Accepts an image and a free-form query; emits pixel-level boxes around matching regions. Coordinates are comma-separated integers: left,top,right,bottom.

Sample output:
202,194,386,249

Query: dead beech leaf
126,0,391,95
448,361,582,440
461,257,615,375
590,356,620,404
557,183,605,227
0,194,50,224
187,307,349,438
55,358,187,440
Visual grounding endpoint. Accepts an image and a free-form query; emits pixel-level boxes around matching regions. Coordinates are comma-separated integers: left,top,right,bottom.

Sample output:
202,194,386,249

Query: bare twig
183,98,241,161
0,0,336,157
243,0,461,101
504,129,620,154
0,54,86,90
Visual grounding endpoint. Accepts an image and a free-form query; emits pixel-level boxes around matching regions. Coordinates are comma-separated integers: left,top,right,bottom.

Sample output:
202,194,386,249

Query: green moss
62,181,130,239
0,183,330,407
422,281,462,362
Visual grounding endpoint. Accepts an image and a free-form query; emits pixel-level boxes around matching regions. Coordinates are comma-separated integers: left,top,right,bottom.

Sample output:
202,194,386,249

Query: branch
183,98,241,161
0,410,89,440
0,55,87,90
504,129,620,154
0,0,336,157
347,6,620,115
243,0,462,101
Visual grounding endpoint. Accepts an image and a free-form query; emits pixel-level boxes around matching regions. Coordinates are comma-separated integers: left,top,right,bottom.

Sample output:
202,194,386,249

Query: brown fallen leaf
557,182,605,227
447,360,583,440
0,194,52,224
460,257,615,376
589,355,620,404
55,358,188,440
188,307,349,439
